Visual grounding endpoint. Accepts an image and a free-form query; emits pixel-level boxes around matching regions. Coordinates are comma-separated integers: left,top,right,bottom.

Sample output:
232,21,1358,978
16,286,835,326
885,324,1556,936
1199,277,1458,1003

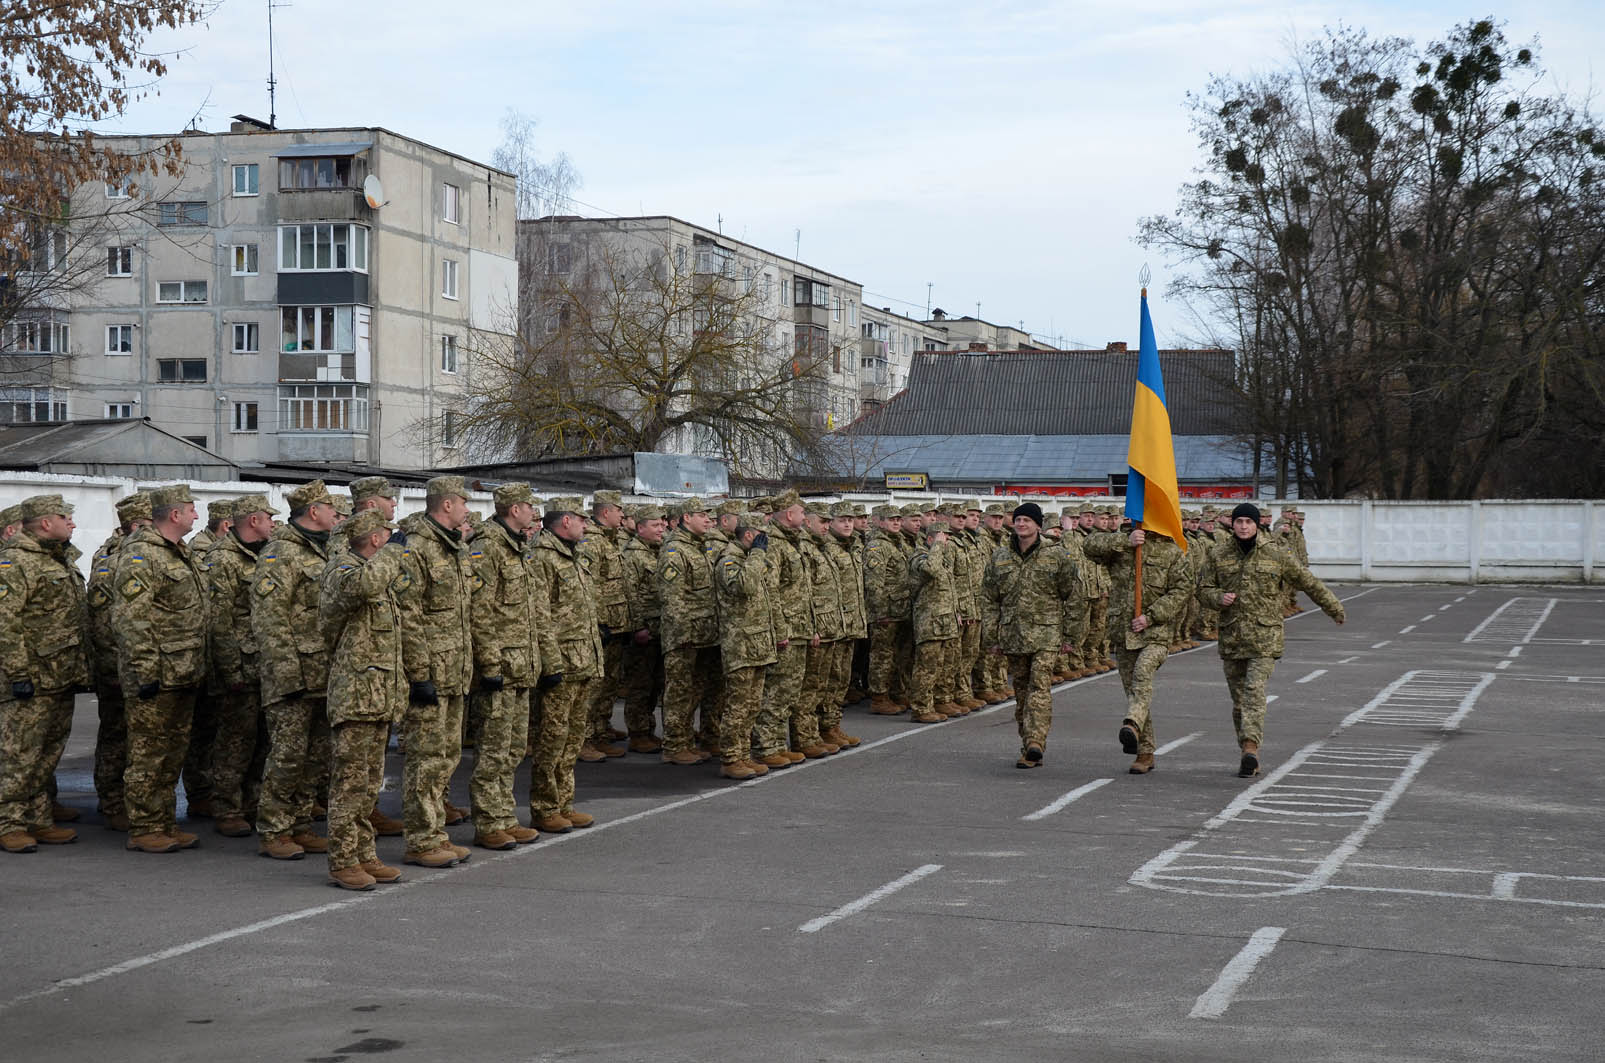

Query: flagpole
1133,282,1147,622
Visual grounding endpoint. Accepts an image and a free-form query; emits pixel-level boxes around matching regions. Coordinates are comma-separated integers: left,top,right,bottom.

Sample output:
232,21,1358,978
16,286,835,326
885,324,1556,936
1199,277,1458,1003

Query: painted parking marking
1190,927,1286,1019
1022,779,1112,821
1398,625,1416,634
1371,640,1391,649
1502,673,1605,685
1131,670,1494,898
1439,604,1454,611
1337,656,1359,664
1463,596,1557,643
1418,614,1436,623
1295,669,1327,684
1496,660,1512,670
1265,695,1278,704
798,864,943,933
1506,647,1522,658
1330,862,1605,910
1155,731,1203,755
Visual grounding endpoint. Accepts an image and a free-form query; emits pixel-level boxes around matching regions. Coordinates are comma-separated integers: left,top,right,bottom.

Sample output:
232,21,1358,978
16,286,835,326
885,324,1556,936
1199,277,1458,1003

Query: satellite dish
363,174,384,209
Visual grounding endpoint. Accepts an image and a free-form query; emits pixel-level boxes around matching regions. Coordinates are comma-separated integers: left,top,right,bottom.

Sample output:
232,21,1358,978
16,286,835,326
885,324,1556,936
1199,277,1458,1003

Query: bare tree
491,109,582,221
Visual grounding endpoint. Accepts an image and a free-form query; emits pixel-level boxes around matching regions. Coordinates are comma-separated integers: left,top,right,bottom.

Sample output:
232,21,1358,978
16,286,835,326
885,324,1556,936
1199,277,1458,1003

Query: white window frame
231,322,260,354
442,409,459,448
157,280,208,304
441,259,459,300
231,243,259,276
277,223,370,273
157,358,208,383
231,401,259,433
105,324,134,355
105,181,131,200
232,163,260,196
157,201,207,226
3,320,68,354
105,402,135,419
280,305,355,354
442,182,460,224
440,334,459,374
107,246,133,277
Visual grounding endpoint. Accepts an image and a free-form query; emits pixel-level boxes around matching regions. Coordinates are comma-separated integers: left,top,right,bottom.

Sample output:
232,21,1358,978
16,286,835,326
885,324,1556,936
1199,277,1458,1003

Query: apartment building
2,118,516,470
857,304,951,409
924,308,1050,351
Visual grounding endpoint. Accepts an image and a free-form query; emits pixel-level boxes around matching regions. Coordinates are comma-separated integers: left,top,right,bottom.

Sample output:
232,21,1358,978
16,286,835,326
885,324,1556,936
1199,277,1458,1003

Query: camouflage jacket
0,531,89,695
579,525,630,631
714,539,777,672
530,529,602,679
319,542,408,725
803,532,846,642
188,529,216,556
469,519,544,689
86,535,124,687
825,531,867,639
620,534,662,638
980,535,1082,654
948,530,982,621
761,523,813,641
1064,530,1103,599
908,539,959,643
396,515,475,696
1196,536,1343,659
203,531,265,693
863,528,911,622
1083,532,1193,650
250,521,334,704
111,526,208,691
657,528,719,651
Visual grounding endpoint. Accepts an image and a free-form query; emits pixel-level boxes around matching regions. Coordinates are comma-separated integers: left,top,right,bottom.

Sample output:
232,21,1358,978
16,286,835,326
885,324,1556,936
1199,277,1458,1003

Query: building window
158,358,208,383
183,435,208,448
107,246,134,277
280,305,355,353
278,156,357,190
0,387,67,423
157,201,207,226
231,243,259,276
279,383,369,432
232,163,260,196
231,401,259,432
780,279,789,305
794,278,830,308
441,259,458,299
833,295,842,322
105,402,134,419
106,325,134,355
106,181,131,200
157,280,208,303
548,243,571,274
277,224,369,272
232,322,260,353
442,410,459,448
442,182,460,224
848,300,856,327
440,335,459,374
2,320,69,354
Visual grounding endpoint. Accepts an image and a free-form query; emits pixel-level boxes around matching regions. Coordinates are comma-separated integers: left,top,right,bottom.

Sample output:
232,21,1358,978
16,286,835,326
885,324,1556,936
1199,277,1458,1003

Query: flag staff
1132,267,1150,620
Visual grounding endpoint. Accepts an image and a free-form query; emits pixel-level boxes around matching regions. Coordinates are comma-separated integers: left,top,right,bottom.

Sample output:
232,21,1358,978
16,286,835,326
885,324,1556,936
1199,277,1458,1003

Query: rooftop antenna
794,228,800,262
267,0,290,129
925,282,932,319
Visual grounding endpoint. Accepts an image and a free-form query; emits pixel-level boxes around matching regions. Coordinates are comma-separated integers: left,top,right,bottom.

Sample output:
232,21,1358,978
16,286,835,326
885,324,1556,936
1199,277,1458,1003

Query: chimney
931,307,947,320
1106,341,1128,352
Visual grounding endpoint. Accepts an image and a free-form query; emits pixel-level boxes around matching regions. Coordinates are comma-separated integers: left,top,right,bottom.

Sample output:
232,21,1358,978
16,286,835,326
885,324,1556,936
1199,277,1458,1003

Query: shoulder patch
128,554,144,565
470,549,483,559
661,561,680,583
254,576,278,597
0,559,11,569
120,577,146,601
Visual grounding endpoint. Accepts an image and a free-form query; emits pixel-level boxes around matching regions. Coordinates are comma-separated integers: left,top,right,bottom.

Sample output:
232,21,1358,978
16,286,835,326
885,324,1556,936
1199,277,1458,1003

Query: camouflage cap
747,495,772,513
1042,513,1061,529
803,501,831,518
206,498,234,521
348,476,397,503
678,496,708,515
332,495,353,517
18,493,73,520
285,479,333,510
984,502,1007,515
493,482,536,508
465,510,484,527
771,489,801,511
0,504,21,527
963,499,983,513
663,500,684,520
716,498,745,517
149,483,194,507
544,496,585,515
115,491,154,523
900,502,923,517
871,504,892,518
232,492,281,517
634,503,667,522
425,474,469,502
828,500,855,518
592,490,623,511
851,502,868,517
343,509,394,541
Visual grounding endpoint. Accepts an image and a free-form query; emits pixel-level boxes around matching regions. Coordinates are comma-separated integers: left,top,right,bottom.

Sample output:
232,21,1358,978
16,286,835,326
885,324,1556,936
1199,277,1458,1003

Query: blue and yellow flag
1124,290,1186,552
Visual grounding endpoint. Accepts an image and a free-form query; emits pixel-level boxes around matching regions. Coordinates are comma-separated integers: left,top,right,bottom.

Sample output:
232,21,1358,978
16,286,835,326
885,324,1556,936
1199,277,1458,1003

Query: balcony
276,382,370,462
277,189,374,223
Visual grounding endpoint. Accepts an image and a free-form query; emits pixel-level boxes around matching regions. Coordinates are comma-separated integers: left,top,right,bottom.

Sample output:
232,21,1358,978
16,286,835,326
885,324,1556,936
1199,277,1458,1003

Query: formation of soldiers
0,482,1341,889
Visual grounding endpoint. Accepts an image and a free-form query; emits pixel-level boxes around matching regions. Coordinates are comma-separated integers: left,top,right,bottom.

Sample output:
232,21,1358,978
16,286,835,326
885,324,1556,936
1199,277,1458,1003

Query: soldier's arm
248,550,308,696
1081,532,1121,563
1057,553,1085,647
392,546,433,684
530,552,562,672
979,554,1003,644
468,547,504,675
1145,551,1195,626
1281,552,1345,622
110,553,161,684
0,559,31,679
1195,547,1229,608
206,556,246,688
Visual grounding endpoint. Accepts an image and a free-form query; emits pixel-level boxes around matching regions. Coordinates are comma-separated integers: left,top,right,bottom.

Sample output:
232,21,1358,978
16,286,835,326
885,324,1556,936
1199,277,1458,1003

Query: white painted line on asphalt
1266,695,1278,703
1454,596,1466,603
1155,731,1204,755
1371,641,1391,649
1463,596,1558,643
1399,625,1417,634
1507,646,1523,657
1021,779,1112,821
1496,660,1511,670
798,864,943,933
1190,927,1286,1019
1337,656,1359,664
1286,587,1375,623
1419,614,1436,623
1439,604,1453,611
1295,669,1327,684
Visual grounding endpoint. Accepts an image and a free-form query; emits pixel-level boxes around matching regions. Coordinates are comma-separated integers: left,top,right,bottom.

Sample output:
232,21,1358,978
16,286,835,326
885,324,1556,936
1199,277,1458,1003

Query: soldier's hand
1220,592,1237,607
387,529,407,546
633,628,651,646
810,635,821,648
777,638,789,649
408,680,438,706
136,681,160,699
1333,610,1346,625
1129,529,1146,547
1131,614,1150,633
480,676,505,692
1060,643,1074,654
538,672,563,690
10,680,33,700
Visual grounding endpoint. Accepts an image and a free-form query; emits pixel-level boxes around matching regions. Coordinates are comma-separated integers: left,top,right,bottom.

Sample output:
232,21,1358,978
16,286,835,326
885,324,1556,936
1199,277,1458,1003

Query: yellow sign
885,472,929,490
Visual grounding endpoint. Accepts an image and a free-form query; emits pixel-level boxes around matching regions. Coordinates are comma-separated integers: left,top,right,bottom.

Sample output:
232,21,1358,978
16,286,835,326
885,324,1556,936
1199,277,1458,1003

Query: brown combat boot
627,735,663,754
661,749,703,766
1239,740,1261,778
368,808,403,837
171,830,199,849
963,697,987,710
827,727,860,747
720,761,757,780
475,830,516,851
564,810,595,828
290,832,329,854
360,859,403,883
782,749,806,763
984,690,1009,705
534,813,573,833
757,753,793,769
505,825,540,844
215,814,253,837
103,811,130,832
51,802,80,823
869,695,903,715
799,743,832,758
741,759,770,776
258,835,305,860
34,825,78,845
576,741,608,763
934,702,963,718
128,832,184,854
443,842,472,862
910,711,944,724
442,800,470,826
329,866,376,891
597,740,627,759
1,831,38,854
402,846,459,868
1129,753,1156,775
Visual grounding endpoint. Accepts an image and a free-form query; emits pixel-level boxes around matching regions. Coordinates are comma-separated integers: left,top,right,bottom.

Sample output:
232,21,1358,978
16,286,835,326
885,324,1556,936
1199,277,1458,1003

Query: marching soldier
907,521,960,725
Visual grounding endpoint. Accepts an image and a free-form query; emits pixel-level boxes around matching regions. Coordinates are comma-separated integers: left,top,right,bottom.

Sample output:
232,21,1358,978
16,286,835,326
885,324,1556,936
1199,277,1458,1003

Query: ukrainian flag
1124,289,1186,552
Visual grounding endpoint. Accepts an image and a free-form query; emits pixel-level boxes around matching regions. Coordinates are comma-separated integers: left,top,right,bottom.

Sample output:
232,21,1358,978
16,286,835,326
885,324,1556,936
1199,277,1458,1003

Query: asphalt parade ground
4,584,1603,1062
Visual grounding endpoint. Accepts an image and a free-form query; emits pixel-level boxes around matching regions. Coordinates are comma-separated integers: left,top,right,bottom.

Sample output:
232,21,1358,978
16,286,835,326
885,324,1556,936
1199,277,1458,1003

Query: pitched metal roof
816,433,1255,483
844,348,1242,436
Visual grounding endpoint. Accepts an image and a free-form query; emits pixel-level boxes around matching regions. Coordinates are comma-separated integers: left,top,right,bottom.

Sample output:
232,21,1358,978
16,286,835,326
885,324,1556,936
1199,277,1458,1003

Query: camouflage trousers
795,642,831,747
470,685,529,834
0,691,74,836
1222,656,1277,747
1063,602,1089,671
327,719,388,871
1114,644,1170,755
1007,649,1058,754
719,666,766,764
256,695,332,841
125,685,198,837
92,683,127,816
662,645,721,756
402,692,465,853
209,686,267,819
851,637,870,693
181,691,220,806
974,641,1008,698
910,638,956,716
757,641,807,756
955,621,982,701
529,678,595,818
1081,598,1109,667
818,640,853,731
587,638,626,743
619,637,664,738
868,620,905,699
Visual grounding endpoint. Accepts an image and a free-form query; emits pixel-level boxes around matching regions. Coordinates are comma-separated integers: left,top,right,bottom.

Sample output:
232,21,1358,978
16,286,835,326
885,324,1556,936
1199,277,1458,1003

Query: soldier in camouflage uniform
251,481,339,861
113,484,209,853
657,497,721,764
202,493,278,837
1195,507,1222,640
981,503,1082,767
1084,518,1193,774
0,495,88,853
864,504,910,715
318,510,408,890
753,491,812,766
619,503,667,754
817,501,864,748
179,497,235,817
87,491,151,831
974,503,1011,701
906,523,960,724
713,523,778,779
394,475,477,866
1197,502,1344,776
528,498,604,832
794,503,842,756
579,490,630,761
187,498,231,556
344,476,406,837
0,504,19,543
952,502,987,710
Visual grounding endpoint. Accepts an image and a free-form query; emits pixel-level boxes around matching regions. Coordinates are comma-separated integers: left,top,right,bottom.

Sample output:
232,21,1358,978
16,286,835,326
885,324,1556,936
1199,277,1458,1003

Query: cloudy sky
109,1,1604,348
